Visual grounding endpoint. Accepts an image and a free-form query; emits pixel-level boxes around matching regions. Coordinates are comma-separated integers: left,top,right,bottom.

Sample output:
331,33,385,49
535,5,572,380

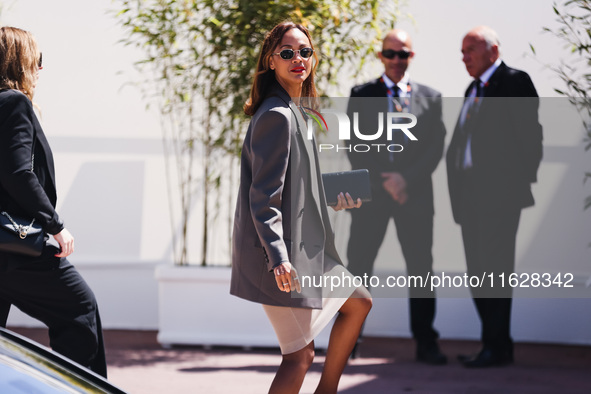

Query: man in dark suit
446,26,543,368
346,29,447,364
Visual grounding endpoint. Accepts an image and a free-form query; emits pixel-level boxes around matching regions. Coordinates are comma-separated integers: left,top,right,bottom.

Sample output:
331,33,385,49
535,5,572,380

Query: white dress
262,255,358,354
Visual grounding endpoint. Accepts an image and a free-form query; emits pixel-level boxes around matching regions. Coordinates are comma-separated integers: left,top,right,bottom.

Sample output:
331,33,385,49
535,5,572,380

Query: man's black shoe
416,343,447,365
458,348,513,368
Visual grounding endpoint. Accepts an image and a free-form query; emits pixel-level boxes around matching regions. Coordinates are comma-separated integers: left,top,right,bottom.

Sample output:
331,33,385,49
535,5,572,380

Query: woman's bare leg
315,288,372,394
269,341,315,394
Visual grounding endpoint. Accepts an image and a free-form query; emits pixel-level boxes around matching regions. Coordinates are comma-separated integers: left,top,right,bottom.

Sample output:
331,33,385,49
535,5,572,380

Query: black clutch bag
0,211,44,257
321,169,372,206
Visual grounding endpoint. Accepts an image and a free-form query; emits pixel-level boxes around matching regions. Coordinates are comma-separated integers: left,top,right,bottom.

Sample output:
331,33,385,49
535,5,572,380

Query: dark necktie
474,79,482,98
392,84,399,98
389,84,405,162
458,79,483,169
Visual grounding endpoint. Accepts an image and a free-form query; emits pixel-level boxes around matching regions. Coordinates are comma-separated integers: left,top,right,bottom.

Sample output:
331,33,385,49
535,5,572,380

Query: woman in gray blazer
231,22,372,393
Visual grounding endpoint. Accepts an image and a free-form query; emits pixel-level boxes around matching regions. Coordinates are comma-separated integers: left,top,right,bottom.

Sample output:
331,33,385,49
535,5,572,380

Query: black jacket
446,62,543,224
0,89,63,237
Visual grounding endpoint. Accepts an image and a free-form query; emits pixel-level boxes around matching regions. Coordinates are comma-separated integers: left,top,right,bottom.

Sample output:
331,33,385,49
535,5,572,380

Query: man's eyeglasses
38,53,42,69
381,49,411,60
273,48,314,60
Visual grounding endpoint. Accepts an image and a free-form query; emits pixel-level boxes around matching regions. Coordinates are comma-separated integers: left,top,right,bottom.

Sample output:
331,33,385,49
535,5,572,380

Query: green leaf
116,8,129,17
208,16,222,26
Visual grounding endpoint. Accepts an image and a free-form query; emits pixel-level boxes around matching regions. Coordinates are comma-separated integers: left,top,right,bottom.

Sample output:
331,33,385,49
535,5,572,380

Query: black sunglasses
381,49,411,60
273,47,314,60
38,52,42,69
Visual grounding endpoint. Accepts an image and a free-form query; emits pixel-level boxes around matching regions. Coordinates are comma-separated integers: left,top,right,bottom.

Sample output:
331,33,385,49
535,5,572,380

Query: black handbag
0,211,44,257
321,169,372,206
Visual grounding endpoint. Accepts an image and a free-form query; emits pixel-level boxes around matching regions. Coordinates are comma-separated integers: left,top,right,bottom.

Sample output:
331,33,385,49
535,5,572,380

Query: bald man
346,30,447,365
446,26,543,367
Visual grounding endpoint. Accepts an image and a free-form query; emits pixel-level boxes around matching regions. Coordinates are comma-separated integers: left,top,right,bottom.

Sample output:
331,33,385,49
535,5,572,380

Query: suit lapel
293,105,335,237
482,61,506,97
409,81,426,118
470,63,506,131
270,84,323,207
377,79,391,114
290,102,323,207
376,78,388,97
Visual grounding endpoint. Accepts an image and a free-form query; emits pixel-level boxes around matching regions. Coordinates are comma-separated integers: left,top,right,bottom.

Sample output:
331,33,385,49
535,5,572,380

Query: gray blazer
230,83,341,309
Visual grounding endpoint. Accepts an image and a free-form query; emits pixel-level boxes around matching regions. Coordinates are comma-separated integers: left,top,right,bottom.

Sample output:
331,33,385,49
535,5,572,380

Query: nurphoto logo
303,107,418,153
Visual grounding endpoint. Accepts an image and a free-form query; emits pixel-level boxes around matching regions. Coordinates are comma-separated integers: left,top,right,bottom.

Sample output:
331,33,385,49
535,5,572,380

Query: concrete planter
154,265,332,349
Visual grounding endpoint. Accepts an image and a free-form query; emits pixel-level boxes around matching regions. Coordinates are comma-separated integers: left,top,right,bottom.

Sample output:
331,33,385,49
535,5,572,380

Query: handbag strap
31,118,36,171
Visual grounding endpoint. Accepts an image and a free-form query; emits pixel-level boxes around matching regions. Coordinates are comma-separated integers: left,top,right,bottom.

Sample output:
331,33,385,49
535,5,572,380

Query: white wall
3,1,591,344
346,0,566,98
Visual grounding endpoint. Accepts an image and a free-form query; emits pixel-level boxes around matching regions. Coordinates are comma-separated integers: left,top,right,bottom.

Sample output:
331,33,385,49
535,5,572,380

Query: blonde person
0,27,106,376
231,22,372,393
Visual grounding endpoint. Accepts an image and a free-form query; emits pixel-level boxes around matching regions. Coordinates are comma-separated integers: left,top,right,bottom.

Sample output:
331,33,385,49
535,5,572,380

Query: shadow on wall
517,98,591,274
519,145,590,273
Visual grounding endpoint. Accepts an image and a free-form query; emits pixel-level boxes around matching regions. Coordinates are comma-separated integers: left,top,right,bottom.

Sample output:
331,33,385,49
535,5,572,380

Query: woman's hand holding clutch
331,192,362,212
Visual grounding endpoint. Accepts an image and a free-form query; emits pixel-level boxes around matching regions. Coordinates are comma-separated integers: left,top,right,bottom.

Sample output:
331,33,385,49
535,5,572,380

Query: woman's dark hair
244,22,318,116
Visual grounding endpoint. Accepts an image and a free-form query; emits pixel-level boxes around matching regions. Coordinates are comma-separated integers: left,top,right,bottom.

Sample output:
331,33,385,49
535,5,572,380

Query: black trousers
459,176,521,354
347,190,439,344
0,245,107,377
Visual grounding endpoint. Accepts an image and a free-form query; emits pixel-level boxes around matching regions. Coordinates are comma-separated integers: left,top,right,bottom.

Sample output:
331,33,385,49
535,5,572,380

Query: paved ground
9,327,591,394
